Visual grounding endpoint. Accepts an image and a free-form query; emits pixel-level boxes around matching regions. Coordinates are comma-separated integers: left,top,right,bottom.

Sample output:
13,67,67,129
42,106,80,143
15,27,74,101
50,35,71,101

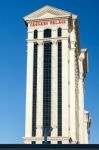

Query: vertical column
51,40,58,140
36,42,44,138
51,141,58,144
62,39,69,140
36,141,43,144
52,27,57,38
78,66,85,143
69,19,77,143
62,140,69,144
79,78,84,143
28,28,33,40
25,42,34,144
38,28,43,39
84,112,89,144
69,45,76,143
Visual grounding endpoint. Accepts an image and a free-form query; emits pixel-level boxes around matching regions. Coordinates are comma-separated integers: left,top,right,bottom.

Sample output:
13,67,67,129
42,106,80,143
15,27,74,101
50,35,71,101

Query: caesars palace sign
29,19,66,27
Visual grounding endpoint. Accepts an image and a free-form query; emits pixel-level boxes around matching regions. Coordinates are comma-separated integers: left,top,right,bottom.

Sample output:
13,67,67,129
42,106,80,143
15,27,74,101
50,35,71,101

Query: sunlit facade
23,5,91,144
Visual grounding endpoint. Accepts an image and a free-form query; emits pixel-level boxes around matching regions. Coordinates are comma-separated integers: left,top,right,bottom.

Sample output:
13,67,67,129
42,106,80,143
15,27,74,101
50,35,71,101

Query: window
58,41,62,136
32,43,38,136
32,141,36,144
44,29,51,38
34,30,38,39
58,28,62,37
58,141,62,144
43,42,51,136
42,141,51,144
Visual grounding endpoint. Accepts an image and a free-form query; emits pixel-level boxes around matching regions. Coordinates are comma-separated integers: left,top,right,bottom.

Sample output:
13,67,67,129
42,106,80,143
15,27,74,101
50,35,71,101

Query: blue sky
0,0,99,144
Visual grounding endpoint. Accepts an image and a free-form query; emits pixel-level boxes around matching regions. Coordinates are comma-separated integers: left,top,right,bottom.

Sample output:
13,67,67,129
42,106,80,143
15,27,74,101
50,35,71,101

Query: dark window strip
32,141,36,144
34,30,38,39
44,29,51,38
42,141,51,144
58,41,62,136
58,141,62,144
43,42,51,136
58,28,62,37
32,43,38,136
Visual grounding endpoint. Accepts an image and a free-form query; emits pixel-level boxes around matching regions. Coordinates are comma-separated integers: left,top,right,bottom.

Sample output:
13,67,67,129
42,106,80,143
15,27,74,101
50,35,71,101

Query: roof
24,5,77,21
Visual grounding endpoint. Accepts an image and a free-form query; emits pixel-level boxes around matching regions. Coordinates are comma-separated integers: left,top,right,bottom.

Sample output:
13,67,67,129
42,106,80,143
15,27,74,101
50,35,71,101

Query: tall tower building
23,6,91,144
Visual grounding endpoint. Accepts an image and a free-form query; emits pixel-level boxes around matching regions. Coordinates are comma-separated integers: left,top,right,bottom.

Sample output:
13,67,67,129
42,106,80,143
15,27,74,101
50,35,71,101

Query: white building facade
23,6,91,144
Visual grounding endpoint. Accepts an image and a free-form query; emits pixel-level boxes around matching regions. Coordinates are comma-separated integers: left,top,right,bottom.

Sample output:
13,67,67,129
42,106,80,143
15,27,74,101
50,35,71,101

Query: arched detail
44,29,51,38
34,30,38,39
57,28,62,37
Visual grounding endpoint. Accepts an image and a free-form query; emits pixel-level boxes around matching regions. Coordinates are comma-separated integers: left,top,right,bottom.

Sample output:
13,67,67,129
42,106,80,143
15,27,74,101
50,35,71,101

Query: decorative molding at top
24,5,77,22
79,49,88,77
26,36,69,43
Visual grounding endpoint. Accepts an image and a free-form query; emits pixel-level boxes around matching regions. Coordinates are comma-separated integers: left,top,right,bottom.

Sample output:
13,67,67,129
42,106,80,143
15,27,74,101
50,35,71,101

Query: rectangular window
32,43,38,136
43,42,51,136
42,141,51,144
32,141,36,144
44,29,51,38
58,141,62,144
58,41,62,136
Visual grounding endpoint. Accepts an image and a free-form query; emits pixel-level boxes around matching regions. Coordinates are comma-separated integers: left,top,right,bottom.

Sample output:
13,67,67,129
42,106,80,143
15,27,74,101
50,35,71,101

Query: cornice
26,37,69,43
24,5,77,22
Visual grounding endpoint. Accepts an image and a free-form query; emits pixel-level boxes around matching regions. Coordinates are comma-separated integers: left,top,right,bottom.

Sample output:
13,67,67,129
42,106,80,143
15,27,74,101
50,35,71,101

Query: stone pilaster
51,40,58,139
36,42,44,138
25,42,34,144
84,111,89,144
51,141,57,144
36,141,43,144
69,42,76,142
78,67,85,143
69,19,78,143
62,38,69,140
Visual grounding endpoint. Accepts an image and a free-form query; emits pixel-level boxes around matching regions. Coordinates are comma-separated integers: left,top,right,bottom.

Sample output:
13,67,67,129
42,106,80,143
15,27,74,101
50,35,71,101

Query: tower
23,6,91,144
